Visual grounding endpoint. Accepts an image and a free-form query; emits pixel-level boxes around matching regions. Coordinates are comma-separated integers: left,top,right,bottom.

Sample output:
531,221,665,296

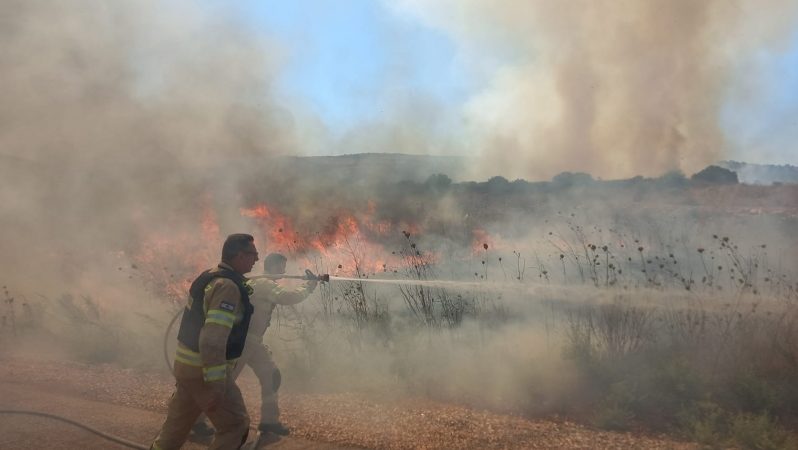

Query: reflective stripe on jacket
176,265,254,361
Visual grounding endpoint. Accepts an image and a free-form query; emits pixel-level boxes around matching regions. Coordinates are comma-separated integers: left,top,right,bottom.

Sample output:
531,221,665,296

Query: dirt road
0,357,356,450
0,357,694,449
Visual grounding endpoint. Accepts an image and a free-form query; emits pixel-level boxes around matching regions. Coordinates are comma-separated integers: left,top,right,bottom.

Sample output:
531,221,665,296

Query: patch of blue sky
230,0,471,135
721,29,798,164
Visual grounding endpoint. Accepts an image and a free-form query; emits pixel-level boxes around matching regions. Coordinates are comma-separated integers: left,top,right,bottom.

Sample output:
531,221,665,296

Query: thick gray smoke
0,0,294,291
391,0,798,180
2,6,796,438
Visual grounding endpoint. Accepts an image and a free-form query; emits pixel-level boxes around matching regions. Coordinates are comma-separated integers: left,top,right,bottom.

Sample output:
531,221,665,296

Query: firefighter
191,252,317,438
151,233,259,450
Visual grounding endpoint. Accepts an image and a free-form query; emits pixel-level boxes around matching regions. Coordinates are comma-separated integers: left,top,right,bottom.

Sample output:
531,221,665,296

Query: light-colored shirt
246,277,314,338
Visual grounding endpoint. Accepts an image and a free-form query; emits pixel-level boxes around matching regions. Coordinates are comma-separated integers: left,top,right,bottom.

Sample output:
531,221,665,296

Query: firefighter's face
231,243,259,274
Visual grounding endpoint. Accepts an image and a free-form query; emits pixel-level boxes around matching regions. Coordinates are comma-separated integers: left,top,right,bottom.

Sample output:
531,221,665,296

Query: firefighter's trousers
152,370,249,450
232,337,281,425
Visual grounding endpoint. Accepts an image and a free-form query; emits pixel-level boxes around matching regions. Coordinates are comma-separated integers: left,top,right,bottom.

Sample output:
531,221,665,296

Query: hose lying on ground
164,308,183,375
0,311,184,449
0,409,149,450
0,306,271,449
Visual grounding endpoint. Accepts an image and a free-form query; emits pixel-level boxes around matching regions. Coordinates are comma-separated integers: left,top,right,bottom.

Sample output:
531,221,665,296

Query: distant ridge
259,153,797,186
717,161,798,185
274,153,467,184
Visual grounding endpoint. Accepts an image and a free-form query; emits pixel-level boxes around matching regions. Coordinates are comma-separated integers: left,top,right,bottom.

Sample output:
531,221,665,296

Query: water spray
248,271,531,292
249,272,511,291
327,276,494,290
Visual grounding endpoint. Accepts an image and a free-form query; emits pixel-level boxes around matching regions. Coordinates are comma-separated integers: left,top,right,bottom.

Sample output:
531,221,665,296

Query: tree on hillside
424,173,452,190
691,165,738,185
551,172,594,189
656,170,689,189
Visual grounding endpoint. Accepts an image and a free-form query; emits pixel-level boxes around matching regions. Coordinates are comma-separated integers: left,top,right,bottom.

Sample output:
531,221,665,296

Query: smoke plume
391,0,798,180
0,0,292,290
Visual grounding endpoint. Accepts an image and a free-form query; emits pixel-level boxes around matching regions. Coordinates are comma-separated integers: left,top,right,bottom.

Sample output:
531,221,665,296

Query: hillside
717,160,798,185
272,153,467,185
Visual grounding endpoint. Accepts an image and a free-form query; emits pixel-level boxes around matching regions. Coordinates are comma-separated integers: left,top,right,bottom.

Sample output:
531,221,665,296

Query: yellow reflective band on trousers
174,345,202,367
151,443,164,450
203,364,227,382
205,309,235,328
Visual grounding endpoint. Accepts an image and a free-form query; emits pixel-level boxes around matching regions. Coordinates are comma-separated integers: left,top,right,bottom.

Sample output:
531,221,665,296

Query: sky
721,28,798,165
233,0,472,133
5,0,793,182
215,0,798,172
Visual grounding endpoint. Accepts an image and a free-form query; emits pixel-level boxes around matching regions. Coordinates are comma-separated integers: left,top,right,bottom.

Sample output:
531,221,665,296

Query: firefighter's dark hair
221,233,255,263
264,253,287,274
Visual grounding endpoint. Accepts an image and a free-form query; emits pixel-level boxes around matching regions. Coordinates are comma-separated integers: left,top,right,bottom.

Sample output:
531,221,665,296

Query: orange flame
471,228,495,254
130,196,490,303
130,197,221,303
241,203,419,276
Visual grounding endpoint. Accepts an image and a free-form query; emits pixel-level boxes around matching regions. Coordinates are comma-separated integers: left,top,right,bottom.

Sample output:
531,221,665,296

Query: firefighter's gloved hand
204,380,226,412
304,269,319,281
304,269,319,292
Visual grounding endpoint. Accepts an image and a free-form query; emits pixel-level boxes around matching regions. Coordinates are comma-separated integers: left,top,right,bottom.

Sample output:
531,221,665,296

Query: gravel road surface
0,356,695,449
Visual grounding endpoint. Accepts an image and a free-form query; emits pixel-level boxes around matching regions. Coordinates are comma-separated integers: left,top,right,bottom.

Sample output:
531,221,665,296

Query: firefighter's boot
258,422,290,436
190,418,215,438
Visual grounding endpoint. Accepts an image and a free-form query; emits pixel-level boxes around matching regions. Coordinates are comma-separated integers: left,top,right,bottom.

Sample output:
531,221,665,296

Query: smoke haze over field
1,5,797,445
1,1,797,303
0,0,295,290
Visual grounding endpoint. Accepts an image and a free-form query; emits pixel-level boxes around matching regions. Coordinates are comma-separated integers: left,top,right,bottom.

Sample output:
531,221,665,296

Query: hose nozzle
304,269,330,282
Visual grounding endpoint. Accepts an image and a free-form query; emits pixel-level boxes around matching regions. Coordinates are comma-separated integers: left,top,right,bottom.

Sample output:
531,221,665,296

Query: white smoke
389,0,798,180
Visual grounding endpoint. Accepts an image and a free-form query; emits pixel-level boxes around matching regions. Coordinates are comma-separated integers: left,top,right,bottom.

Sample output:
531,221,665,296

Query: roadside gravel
0,356,695,449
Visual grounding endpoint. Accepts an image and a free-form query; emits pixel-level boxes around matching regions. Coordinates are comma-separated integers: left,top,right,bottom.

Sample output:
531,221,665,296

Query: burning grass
251,211,796,448
2,188,797,449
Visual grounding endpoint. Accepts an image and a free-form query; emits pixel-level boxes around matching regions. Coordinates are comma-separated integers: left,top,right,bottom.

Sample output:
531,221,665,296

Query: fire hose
0,272,329,449
0,410,149,449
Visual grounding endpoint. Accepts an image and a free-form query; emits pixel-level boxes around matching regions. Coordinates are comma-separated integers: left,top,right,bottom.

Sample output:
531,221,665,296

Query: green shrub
593,397,635,431
730,372,779,414
637,357,705,421
676,400,728,447
730,413,796,450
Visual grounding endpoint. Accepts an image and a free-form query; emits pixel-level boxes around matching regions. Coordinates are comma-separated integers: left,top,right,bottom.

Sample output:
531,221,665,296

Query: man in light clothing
192,252,317,438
